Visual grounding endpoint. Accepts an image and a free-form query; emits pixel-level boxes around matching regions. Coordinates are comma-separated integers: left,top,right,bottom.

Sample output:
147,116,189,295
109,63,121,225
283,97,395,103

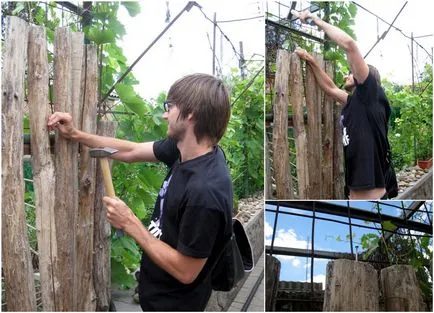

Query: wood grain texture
322,61,335,199
272,49,293,199
1,16,37,312
93,120,117,311
290,52,308,199
76,44,97,311
28,24,56,312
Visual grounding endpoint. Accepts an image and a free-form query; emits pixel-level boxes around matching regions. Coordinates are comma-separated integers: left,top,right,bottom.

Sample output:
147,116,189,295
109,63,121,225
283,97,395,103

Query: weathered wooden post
305,53,323,199
290,52,308,198
266,255,281,311
323,259,379,311
333,102,345,199
28,24,56,311
76,45,98,311
381,265,426,311
53,27,79,311
322,61,335,199
265,132,273,198
93,119,117,311
1,16,37,312
272,49,293,198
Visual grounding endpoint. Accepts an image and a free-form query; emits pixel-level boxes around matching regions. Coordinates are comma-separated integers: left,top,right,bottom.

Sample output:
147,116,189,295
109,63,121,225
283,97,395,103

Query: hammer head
89,147,119,158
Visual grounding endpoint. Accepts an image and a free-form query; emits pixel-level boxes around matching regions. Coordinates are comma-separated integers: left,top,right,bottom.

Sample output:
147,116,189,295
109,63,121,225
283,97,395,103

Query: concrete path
228,251,265,312
112,251,265,312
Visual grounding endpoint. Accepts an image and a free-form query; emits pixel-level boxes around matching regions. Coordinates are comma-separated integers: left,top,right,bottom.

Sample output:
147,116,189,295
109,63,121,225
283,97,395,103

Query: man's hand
103,196,136,231
295,47,312,61
47,112,76,139
298,10,313,24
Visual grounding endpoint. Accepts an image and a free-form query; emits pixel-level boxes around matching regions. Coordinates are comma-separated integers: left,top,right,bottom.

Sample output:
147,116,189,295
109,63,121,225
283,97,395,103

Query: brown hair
368,64,381,86
167,73,231,145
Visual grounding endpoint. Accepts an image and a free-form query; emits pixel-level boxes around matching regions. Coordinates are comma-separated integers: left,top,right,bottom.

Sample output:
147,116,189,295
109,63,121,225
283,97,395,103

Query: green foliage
385,64,433,169
220,68,264,200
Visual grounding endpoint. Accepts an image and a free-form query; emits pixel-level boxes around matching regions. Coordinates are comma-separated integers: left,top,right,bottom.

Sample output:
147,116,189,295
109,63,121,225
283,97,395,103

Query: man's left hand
103,196,135,231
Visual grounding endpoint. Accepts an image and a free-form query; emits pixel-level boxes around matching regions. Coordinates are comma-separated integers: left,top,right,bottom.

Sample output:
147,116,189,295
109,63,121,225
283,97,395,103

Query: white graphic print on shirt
148,174,173,240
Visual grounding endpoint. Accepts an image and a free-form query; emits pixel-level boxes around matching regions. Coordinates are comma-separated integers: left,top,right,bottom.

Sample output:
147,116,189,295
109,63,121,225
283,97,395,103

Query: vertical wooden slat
53,27,76,311
322,61,335,199
381,265,426,311
93,120,117,311
290,53,308,198
76,44,97,311
265,255,281,311
272,49,293,199
28,24,56,312
323,260,379,311
305,53,322,199
1,16,37,312
333,102,345,199
265,132,273,199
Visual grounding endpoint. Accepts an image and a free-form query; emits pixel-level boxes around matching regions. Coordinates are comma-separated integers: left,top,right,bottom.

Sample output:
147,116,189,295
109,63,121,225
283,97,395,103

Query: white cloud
305,274,326,290
264,220,273,238
292,258,301,267
264,221,310,249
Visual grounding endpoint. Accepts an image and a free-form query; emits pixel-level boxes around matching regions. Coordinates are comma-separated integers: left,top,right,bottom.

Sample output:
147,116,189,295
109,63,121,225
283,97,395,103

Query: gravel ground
236,192,264,224
396,165,431,195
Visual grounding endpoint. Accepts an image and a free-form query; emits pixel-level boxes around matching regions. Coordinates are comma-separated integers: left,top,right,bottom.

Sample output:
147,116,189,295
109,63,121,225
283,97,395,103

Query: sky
117,0,265,100
266,0,433,86
265,201,433,289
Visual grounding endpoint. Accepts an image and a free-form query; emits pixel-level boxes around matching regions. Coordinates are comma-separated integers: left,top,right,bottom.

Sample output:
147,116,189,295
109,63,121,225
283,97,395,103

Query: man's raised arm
295,48,348,105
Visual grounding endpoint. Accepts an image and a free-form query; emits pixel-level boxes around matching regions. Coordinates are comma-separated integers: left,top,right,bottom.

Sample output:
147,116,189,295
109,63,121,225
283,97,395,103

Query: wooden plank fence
2,16,115,311
268,49,344,199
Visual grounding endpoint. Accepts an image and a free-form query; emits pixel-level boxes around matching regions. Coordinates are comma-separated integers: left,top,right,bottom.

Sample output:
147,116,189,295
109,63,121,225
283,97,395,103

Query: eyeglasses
163,100,174,112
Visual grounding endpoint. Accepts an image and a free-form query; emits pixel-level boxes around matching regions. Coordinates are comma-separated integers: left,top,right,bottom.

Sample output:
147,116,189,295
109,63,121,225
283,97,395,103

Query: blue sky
265,201,433,289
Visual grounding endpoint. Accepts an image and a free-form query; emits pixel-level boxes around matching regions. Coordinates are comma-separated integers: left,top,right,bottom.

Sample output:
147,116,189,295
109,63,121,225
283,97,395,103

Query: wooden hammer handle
99,158,115,197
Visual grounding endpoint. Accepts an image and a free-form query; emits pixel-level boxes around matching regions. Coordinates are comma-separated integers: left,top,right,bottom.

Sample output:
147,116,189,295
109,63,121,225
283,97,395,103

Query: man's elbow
178,271,199,285
342,38,357,53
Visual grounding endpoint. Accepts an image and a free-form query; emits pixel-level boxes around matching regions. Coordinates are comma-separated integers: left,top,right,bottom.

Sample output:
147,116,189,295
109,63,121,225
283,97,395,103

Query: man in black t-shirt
295,11,391,200
48,73,233,310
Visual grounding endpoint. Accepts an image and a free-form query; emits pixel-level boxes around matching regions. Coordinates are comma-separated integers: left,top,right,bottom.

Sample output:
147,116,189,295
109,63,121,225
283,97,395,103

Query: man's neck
176,136,213,162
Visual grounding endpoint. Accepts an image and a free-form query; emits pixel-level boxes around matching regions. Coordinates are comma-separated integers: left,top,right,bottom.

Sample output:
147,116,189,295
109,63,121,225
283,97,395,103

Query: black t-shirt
341,69,391,191
138,137,233,311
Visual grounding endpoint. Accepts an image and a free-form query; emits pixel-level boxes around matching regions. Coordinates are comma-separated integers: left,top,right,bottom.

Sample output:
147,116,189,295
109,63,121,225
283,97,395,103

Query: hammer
89,147,124,236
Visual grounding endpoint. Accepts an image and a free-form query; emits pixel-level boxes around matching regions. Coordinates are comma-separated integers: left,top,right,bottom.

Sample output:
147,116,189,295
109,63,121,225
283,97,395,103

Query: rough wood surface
1,16,37,312
323,259,379,311
53,27,77,311
28,24,56,312
381,265,426,311
93,120,117,311
290,53,308,198
333,102,345,199
76,44,97,312
305,53,323,199
322,61,335,199
272,49,293,198
265,132,273,199
265,255,281,311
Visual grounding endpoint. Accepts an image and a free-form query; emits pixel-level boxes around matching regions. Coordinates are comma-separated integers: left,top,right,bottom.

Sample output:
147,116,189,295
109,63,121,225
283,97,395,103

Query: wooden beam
28,24,56,311
272,49,293,198
290,52,308,198
53,27,77,311
1,16,37,311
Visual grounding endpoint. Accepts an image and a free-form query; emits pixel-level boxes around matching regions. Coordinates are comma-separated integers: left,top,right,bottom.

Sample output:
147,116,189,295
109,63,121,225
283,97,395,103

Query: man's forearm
126,216,205,285
311,15,355,52
70,129,156,162
304,55,336,92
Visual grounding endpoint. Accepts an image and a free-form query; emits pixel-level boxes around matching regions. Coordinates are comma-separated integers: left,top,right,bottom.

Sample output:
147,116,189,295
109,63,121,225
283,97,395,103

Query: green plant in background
385,63,433,169
220,67,264,202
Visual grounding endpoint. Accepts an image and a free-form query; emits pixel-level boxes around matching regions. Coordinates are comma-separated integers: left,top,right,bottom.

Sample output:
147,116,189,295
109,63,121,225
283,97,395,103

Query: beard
167,120,187,142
